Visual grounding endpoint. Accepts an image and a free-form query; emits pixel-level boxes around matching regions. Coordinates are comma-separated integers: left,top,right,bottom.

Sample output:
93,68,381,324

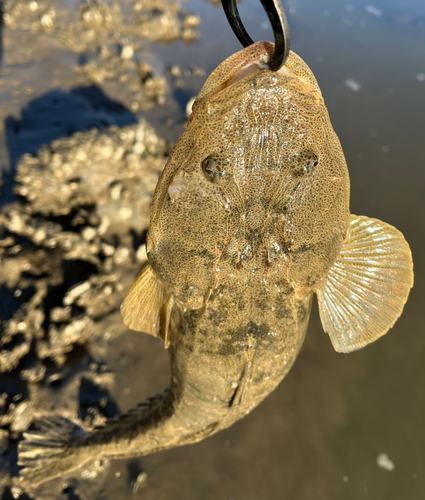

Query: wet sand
0,0,424,499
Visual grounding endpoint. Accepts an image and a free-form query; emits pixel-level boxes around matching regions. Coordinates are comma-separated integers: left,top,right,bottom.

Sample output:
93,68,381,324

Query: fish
18,41,413,488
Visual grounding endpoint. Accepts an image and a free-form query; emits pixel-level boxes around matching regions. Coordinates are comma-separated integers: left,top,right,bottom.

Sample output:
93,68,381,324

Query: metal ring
221,0,290,71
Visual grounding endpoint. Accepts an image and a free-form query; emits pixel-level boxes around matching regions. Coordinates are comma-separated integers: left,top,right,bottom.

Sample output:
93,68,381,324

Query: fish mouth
190,41,281,117
191,60,269,114
190,41,322,121
208,61,268,98
189,47,297,119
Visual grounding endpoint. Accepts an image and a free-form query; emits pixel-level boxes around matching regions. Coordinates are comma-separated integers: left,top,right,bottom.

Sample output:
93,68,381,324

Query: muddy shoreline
0,1,198,498
0,1,424,499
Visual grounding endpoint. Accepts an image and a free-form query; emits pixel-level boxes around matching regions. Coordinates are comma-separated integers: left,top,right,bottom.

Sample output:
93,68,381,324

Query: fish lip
189,65,317,124
190,41,275,117
189,62,268,122
190,42,323,123
203,61,269,102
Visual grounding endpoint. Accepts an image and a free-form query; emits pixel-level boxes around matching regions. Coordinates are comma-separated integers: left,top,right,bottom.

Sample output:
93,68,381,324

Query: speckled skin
86,41,348,454
138,41,350,441
19,42,351,485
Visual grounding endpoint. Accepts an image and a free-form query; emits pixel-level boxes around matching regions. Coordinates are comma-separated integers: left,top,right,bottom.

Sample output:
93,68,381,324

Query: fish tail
17,385,224,489
18,414,89,488
17,390,174,488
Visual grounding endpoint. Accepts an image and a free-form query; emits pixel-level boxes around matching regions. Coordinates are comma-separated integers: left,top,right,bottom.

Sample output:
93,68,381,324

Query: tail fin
18,414,86,487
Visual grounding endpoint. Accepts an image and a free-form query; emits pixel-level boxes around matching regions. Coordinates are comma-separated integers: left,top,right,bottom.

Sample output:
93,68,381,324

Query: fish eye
202,156,215,177
293,149,318,176
201,155,224,181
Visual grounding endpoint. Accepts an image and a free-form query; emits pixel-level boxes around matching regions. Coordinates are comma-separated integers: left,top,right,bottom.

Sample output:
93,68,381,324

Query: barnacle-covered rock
15,121,166,233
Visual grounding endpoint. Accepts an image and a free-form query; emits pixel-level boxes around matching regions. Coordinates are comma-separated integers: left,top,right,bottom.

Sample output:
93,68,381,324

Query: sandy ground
0,1,424,499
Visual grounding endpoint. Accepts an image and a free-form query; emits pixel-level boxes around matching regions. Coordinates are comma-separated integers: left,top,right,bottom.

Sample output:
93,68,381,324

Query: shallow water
0,0,424,499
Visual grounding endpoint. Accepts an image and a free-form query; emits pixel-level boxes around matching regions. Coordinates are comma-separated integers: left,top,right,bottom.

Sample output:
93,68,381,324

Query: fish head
148,42,350,307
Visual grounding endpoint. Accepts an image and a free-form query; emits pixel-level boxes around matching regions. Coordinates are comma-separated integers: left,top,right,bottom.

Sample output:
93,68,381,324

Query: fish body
19,42,413,488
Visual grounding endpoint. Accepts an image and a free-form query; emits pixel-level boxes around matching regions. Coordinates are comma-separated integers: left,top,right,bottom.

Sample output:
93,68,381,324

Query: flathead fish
19,42,413,487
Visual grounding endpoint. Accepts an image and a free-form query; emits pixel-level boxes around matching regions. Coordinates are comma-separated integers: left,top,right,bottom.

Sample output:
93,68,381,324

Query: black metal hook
221,0,290,71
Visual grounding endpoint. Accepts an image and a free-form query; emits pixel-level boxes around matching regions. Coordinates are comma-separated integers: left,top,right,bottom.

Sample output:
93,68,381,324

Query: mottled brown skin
149,44,349,306
142,41,350,436
19,43,358,486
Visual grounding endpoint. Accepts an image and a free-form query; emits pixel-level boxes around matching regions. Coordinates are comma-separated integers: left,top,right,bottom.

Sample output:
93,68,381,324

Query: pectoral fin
121,263,173,347
317,215,413,353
